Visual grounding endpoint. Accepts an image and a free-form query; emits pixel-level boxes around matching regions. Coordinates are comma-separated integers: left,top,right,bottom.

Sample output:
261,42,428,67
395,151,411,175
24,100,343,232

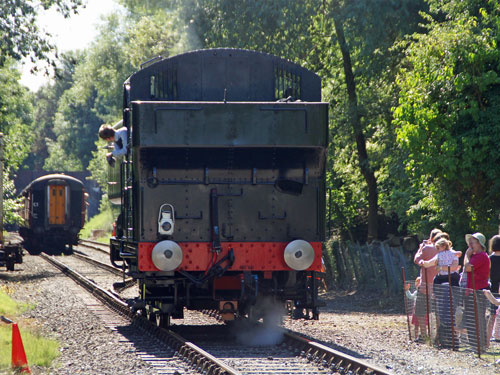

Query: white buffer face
283,239,315,271
152,240,183,271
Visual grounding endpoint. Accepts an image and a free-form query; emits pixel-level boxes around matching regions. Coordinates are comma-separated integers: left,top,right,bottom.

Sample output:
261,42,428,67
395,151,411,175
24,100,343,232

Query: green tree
393,0,500,242
0,0,83,66
0,60,34,223
44,14,133,170
23,51,82,170
309,0,427,240
0,60,34,170
125,9,184,68
177,0,319,61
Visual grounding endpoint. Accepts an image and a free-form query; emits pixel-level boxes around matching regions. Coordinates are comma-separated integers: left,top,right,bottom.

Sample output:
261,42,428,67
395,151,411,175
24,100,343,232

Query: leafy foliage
0,60,34,170
307,0,427,239
11,0,500,246
0,0,83,67
23,51,82,170
393,1,500,242
125,9,184,68
0,60,34,223
87,139,109,193
179,0,319,61
43,14,133,170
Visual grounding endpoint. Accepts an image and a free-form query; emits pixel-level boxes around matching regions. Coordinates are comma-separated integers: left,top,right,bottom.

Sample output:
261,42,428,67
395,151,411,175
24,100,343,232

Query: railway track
40,247,392,375
79,239,110,254
40,253,240,374
195,311,391,375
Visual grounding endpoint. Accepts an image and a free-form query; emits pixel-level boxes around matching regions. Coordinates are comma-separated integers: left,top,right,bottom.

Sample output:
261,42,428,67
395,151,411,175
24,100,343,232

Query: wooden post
447,266,456,350
402,267,412,340
470,266,481,357
424,267,431,339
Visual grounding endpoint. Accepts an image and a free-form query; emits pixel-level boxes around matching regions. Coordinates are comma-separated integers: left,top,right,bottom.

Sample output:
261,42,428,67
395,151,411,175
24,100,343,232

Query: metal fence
403,277,500,358
324,239,417,293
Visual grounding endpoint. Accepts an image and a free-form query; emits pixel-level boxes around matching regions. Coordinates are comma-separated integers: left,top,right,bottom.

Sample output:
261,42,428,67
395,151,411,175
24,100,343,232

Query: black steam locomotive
19,174,86,254
108,49,328,325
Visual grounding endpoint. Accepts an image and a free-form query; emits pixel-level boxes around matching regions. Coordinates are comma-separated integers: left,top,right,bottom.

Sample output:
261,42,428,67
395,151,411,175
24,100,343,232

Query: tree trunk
332,14,379,241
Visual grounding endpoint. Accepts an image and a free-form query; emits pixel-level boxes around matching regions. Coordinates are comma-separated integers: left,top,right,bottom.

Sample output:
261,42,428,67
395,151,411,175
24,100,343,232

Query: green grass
0,289,31,317
0,289,59,370
80,204,114,241
0,325,60,368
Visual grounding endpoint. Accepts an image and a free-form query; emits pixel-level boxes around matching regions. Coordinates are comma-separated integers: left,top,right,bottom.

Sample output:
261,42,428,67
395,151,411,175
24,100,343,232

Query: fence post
402,267,412,340
424,267,431,340
447,266,456,350
327,187,332,236
470,265,481,357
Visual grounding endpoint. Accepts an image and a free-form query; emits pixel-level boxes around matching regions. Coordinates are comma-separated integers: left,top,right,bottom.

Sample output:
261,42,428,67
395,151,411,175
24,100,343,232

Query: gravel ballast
2,254,499,374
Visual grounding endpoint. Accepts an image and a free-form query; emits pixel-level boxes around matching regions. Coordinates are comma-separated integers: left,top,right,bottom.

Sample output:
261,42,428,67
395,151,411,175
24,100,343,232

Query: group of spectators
408,228,500,351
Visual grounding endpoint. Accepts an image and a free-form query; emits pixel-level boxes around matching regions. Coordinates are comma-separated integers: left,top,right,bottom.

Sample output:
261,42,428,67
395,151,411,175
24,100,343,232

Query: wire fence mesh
324,239,417,293
323,240,500,361
404,278,500,359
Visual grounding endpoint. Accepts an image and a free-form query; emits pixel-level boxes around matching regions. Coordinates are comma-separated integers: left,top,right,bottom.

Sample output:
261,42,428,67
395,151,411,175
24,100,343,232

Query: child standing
404,277,426,341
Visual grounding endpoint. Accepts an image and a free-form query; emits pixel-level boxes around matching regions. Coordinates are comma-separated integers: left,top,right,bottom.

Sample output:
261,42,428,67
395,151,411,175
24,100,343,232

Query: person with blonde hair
419,237,461,286
419,236,461,348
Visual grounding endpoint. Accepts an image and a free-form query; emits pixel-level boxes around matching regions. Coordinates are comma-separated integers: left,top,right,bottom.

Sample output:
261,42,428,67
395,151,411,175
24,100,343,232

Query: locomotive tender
19,174,86,254
109,49,328,325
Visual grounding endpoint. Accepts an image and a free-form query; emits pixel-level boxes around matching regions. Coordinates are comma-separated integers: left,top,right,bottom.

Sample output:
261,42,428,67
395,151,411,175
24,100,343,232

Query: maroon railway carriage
19,174,86,254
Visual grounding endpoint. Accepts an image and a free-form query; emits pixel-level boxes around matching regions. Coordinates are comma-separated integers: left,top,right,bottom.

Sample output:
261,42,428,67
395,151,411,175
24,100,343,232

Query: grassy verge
0,288,60,370
80,201,115,242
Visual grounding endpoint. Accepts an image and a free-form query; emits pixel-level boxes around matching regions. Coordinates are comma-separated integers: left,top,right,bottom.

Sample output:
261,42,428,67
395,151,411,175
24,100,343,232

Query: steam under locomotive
19,174,86,254
108,49,328,326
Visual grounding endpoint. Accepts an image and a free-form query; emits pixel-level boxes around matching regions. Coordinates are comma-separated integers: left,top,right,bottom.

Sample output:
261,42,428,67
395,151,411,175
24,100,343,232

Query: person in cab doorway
98,124,128,166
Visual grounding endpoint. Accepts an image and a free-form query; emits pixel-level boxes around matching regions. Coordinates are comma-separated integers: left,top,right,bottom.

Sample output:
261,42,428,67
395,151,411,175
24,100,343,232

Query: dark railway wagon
19,174,86,254
108,48,328,325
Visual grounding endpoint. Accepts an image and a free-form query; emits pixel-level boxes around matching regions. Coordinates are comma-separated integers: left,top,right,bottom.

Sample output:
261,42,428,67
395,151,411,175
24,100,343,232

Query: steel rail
71,251,136,291
200,309,392,375
78,239,110,254
284,330,393,375
40,253,241,375
72,250,123,276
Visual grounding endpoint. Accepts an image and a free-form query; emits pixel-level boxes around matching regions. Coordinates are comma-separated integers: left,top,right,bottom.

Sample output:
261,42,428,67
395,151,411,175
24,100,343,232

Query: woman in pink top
463,232,491,351
412,228,442,341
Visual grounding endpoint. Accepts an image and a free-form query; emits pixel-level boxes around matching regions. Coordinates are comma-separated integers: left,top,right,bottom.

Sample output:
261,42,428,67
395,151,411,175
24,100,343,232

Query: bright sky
20,0,121,91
